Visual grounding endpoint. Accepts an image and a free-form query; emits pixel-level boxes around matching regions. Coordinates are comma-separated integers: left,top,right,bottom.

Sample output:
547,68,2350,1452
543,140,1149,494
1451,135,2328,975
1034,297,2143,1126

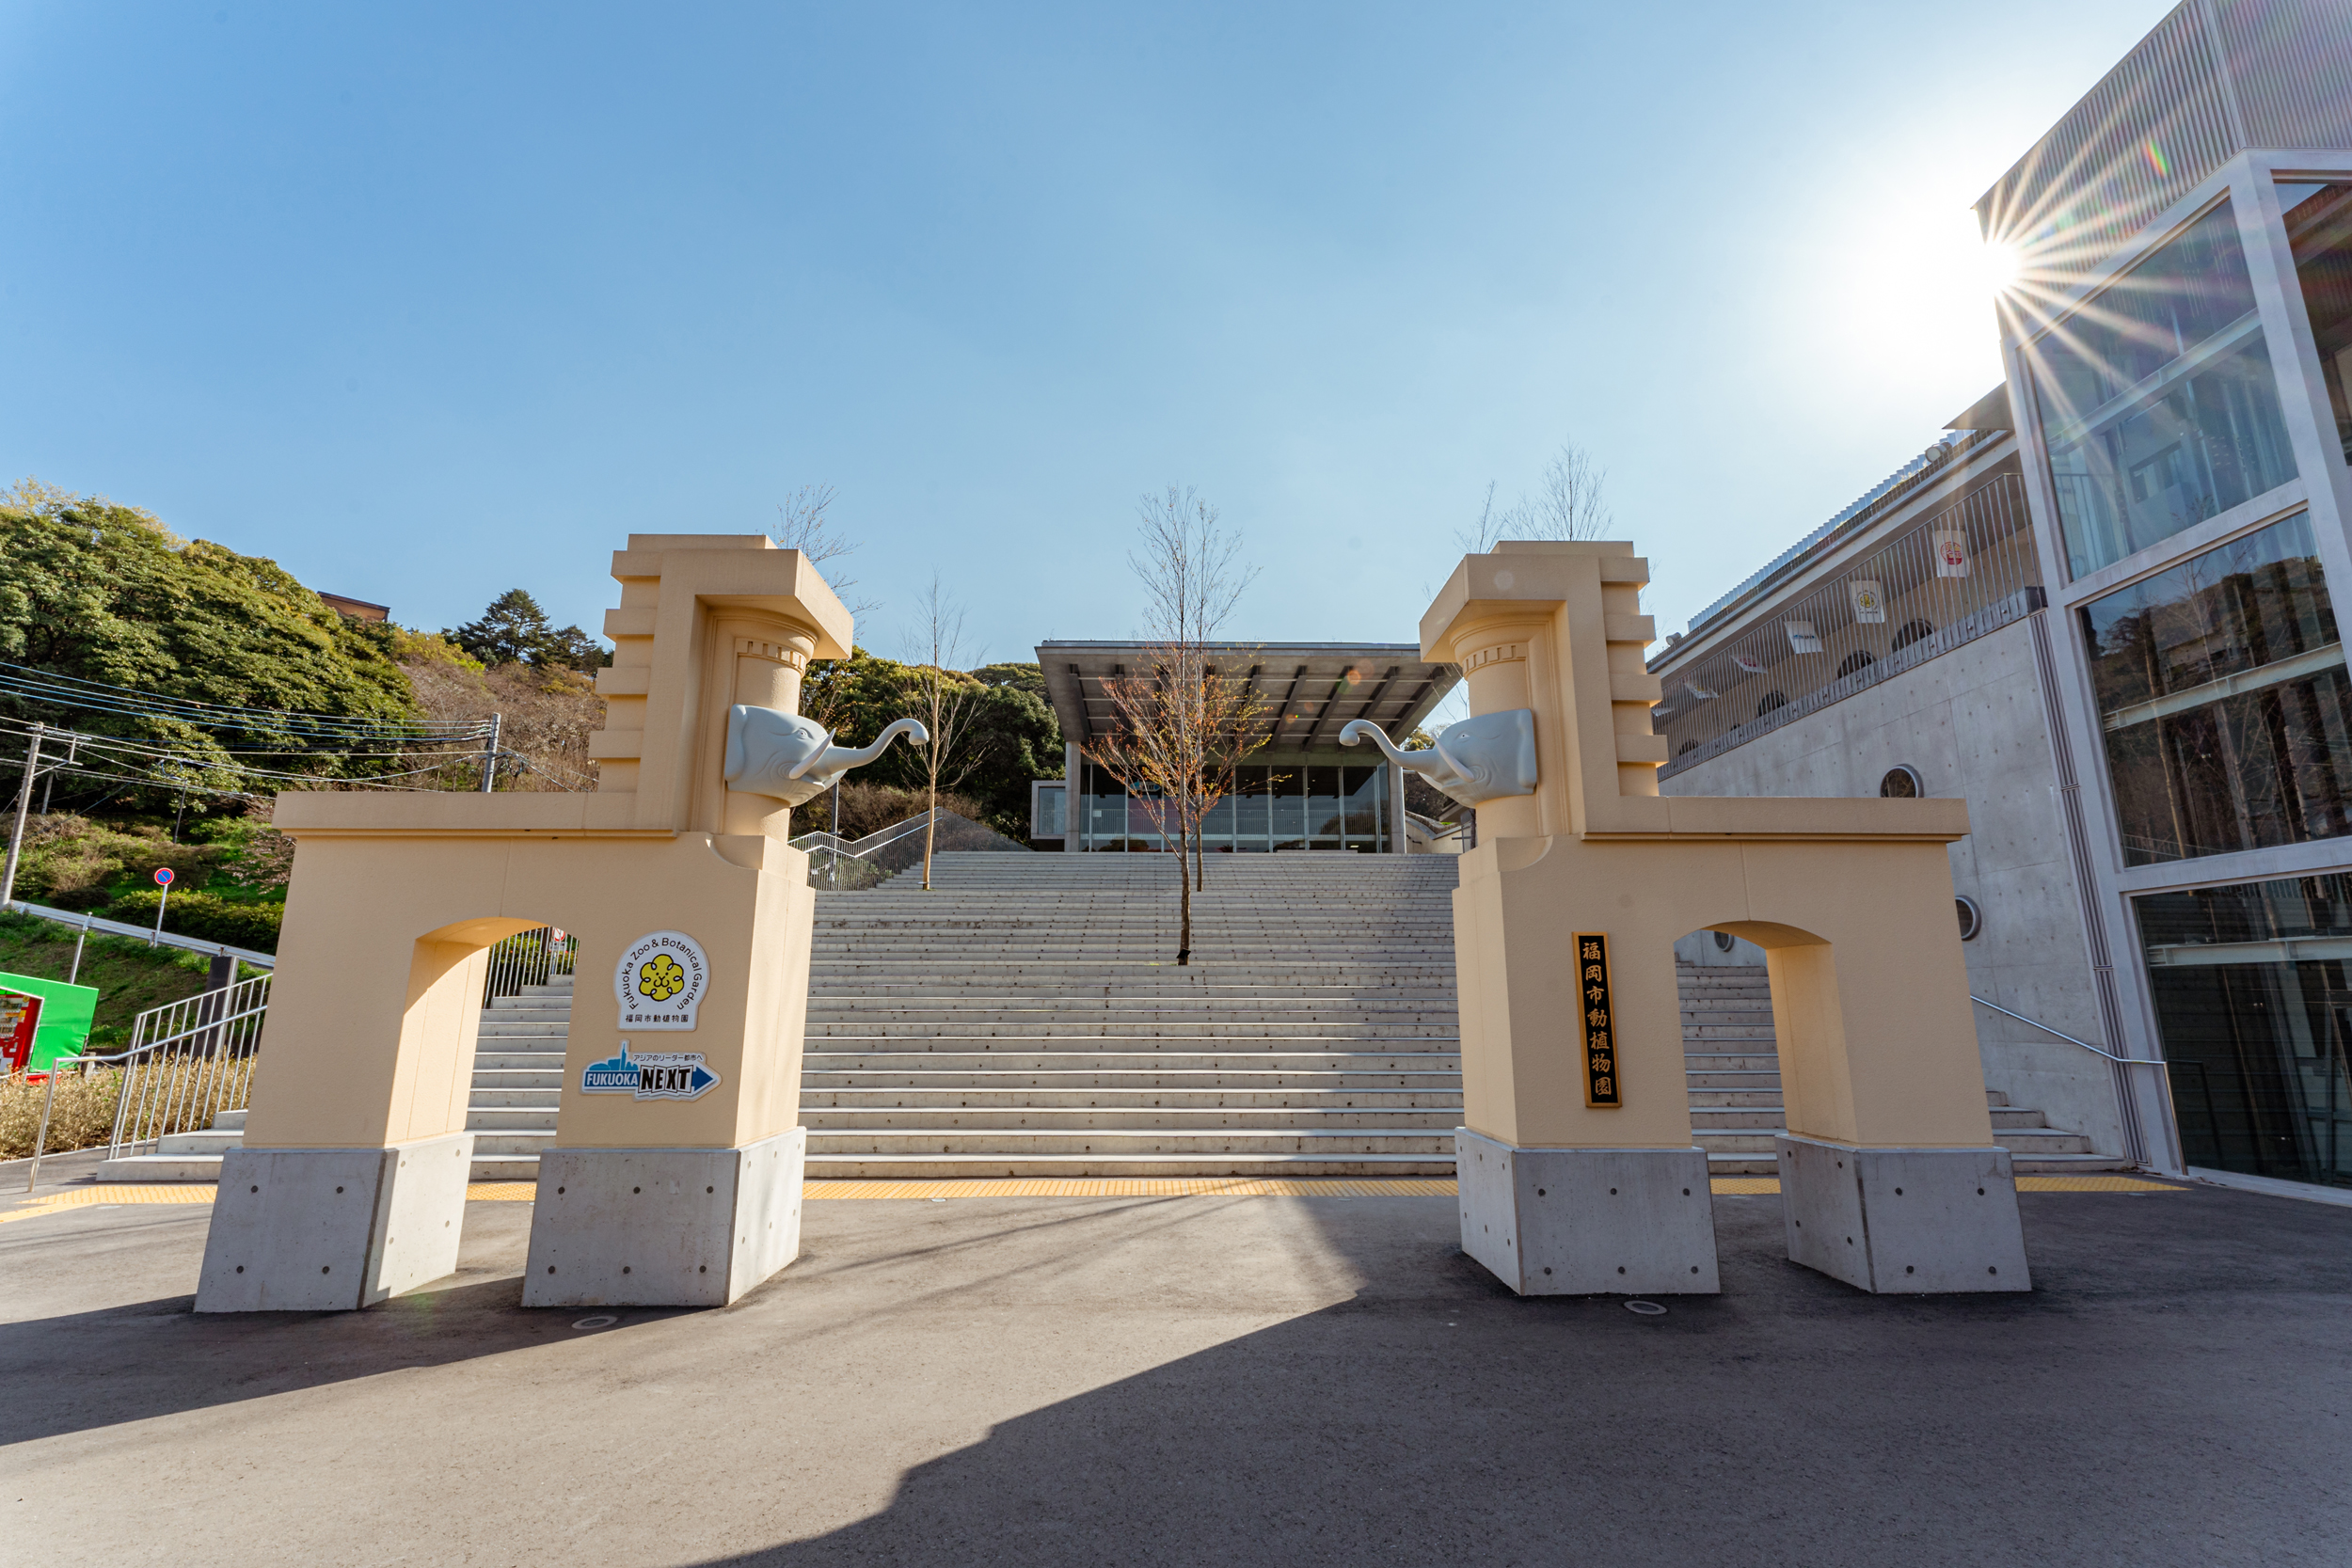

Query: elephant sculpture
1339,709,1537,808
723,705,930,806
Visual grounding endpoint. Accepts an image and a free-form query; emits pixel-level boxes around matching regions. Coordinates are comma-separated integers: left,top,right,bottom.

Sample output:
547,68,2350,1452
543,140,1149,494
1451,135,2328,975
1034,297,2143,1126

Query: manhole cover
572,1315,619,1331
1624,1300,1667,1317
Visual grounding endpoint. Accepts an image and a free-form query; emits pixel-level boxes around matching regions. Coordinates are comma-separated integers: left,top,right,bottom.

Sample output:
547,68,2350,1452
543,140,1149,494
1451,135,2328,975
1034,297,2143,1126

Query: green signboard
0,971,100,1072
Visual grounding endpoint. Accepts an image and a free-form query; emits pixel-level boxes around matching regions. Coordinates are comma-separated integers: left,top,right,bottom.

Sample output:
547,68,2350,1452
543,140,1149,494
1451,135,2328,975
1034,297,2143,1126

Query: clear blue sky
0,1,2172,670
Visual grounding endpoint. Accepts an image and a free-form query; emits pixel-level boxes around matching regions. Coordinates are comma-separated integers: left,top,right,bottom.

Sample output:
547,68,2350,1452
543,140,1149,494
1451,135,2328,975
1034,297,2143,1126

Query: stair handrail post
1968,992,2183,1174
0,722,46,908
24,1065,65,1192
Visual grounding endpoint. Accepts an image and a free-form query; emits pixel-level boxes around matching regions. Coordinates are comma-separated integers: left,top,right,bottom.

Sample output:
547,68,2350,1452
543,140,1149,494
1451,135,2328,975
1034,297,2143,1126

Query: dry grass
0,1053,254,1159
0,1069,122,1159
401,656,602,792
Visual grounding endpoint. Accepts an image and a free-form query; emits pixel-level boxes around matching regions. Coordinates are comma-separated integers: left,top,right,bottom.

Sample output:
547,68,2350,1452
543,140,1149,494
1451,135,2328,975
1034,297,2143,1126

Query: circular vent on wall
1956,895,1982,942
1880,765,1923,798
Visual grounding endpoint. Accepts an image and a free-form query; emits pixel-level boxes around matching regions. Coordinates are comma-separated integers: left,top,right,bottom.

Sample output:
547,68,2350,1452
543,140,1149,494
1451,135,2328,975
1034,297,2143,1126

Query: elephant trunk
1339,720,1415,769
794,717,932,782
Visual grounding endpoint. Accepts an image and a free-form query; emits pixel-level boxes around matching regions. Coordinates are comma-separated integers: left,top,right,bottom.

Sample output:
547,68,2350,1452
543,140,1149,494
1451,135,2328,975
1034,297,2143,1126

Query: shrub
109,891,281,953
0,1068,121,1159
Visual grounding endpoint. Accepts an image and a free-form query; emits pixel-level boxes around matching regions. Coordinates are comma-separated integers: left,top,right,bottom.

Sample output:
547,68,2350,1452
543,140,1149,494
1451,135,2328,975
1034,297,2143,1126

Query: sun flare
1979,236,2024,293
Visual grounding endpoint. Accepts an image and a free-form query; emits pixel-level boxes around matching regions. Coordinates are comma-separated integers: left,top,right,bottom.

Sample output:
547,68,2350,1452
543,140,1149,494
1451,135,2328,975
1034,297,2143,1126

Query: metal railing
1969,992,2183,1172
790,808,1029,891
24,971,273,1189
1404,811,1469,852
4,897,276,969
482,926,577,1007
1659,471,2043,775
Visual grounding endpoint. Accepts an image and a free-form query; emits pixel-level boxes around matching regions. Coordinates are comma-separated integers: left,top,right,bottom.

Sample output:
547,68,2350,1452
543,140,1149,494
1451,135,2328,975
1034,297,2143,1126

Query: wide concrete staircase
1681,961,2129,1175
100,867,2129,1184
801,851,1463,1178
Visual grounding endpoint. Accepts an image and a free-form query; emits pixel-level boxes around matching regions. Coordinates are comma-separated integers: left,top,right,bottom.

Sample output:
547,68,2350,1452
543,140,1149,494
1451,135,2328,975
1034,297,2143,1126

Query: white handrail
4,897,276,968
24,972,273,1191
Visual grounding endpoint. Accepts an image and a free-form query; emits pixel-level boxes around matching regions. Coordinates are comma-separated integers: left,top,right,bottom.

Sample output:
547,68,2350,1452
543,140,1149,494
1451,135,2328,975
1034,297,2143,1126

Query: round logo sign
153,867,174,887
613,930,708,1032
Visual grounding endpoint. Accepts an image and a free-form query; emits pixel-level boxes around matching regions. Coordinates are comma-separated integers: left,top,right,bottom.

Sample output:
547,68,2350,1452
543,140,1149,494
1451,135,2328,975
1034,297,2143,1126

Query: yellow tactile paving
0,1172,2190,1224
0,1183,219,1224
2018,1174,2184,1192
803,1177,1460,1198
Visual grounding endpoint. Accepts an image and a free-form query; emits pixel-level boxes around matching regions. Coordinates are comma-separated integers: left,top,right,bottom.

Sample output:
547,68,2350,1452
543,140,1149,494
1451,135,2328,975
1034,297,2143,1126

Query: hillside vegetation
0,481,417,810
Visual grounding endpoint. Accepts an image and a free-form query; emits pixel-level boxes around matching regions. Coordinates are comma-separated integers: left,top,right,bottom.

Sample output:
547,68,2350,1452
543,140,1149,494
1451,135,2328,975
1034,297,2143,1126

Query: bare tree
1191,657,1271,892
1458,437,1613,552
908,575,986,891
1083,487,1260,963
773,483,882,620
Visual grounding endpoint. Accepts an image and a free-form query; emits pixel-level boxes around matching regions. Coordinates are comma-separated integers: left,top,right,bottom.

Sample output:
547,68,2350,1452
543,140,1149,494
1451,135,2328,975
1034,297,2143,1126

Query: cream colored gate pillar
195,535,850,1311
1421,543,2028,1296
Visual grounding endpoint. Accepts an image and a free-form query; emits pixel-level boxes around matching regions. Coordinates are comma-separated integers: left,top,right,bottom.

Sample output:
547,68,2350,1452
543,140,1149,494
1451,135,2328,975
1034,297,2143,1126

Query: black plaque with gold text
1575,932,1621,1108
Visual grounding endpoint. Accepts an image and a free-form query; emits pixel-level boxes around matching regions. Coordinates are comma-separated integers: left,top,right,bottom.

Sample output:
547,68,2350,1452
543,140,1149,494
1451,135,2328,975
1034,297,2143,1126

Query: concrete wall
1661,618,2125,1156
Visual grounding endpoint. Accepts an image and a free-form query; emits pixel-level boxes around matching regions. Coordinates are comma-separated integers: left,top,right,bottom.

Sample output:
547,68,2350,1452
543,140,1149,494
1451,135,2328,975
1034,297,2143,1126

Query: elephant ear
724,704,752,783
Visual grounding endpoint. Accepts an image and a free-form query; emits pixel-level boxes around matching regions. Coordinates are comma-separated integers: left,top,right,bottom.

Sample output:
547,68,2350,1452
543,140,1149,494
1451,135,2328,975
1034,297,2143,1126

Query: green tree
447,590,609,672
0,480,420,810
799,651,1062,840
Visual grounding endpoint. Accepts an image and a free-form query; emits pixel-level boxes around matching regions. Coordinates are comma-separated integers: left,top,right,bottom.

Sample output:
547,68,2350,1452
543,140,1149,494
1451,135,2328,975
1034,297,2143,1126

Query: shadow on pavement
691,1188,2352,1568
0,1206,699,1447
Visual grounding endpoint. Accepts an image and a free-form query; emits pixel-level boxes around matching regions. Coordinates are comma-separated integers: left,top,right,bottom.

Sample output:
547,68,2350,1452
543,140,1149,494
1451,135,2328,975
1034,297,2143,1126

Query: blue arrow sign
579,1043,720,1101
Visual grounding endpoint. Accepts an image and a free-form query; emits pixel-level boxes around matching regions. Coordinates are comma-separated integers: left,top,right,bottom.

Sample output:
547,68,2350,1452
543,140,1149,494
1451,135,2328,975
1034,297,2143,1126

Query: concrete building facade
1651,0,2352,1192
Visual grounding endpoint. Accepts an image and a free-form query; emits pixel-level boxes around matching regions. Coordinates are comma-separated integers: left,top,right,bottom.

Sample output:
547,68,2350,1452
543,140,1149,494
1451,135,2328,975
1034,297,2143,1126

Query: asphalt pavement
3,1181,2346,1567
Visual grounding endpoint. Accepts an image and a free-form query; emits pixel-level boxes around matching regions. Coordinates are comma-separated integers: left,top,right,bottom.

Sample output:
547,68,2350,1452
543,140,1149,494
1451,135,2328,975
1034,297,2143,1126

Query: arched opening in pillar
398,914,580,1216
1670,925,1778,1182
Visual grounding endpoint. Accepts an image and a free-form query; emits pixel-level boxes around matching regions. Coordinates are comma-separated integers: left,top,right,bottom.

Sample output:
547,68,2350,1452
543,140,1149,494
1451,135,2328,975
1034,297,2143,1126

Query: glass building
1650,0,2352,1192
1033,643,1460,854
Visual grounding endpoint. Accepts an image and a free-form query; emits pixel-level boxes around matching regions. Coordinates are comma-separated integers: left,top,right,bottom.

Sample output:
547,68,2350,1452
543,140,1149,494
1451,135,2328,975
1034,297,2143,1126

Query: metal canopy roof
1037,641,1459,752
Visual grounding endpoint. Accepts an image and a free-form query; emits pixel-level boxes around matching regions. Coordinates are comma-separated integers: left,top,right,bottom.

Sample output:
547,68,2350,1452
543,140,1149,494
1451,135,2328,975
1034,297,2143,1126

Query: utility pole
480,714,503,793
1,724,46,908
40,736,73,816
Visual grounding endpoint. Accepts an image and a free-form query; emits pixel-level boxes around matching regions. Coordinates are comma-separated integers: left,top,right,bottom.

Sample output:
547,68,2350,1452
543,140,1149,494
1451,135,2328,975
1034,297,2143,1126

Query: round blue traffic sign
153,867,174,887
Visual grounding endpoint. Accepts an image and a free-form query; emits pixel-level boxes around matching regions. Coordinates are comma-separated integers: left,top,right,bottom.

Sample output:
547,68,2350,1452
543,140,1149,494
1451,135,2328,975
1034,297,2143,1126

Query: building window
2026,198,2299,578
2081,512,2352,866
1031,784,1065,839
1075,762,1389,852
2137,875,2352,1188
2282,180,2352,468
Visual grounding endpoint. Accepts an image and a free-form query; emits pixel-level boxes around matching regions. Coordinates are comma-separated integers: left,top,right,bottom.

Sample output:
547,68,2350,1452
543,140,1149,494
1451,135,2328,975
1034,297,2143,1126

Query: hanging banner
1848,581,1886,624
1575,932,1621,1109
1934,529,1970,578
1784,620,1821,655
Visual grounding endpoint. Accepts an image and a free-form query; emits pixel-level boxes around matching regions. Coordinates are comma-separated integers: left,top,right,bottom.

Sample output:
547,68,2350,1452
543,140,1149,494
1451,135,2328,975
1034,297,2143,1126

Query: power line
0,660,495,742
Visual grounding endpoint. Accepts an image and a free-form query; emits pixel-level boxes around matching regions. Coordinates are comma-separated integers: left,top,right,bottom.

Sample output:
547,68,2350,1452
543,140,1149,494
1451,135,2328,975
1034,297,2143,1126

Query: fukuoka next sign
615,930,709,1031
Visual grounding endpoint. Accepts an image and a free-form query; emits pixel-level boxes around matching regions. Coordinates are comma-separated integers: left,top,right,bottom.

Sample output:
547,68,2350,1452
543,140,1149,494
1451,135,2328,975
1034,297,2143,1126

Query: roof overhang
1036,641,1459,753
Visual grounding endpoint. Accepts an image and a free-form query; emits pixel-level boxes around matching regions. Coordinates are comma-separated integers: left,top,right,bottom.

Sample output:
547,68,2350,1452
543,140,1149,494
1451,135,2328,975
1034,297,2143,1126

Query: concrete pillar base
521,1127,805,1307
1455,1129,1720,1294
195,1132,475,1312
1776,1133,2030,1293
